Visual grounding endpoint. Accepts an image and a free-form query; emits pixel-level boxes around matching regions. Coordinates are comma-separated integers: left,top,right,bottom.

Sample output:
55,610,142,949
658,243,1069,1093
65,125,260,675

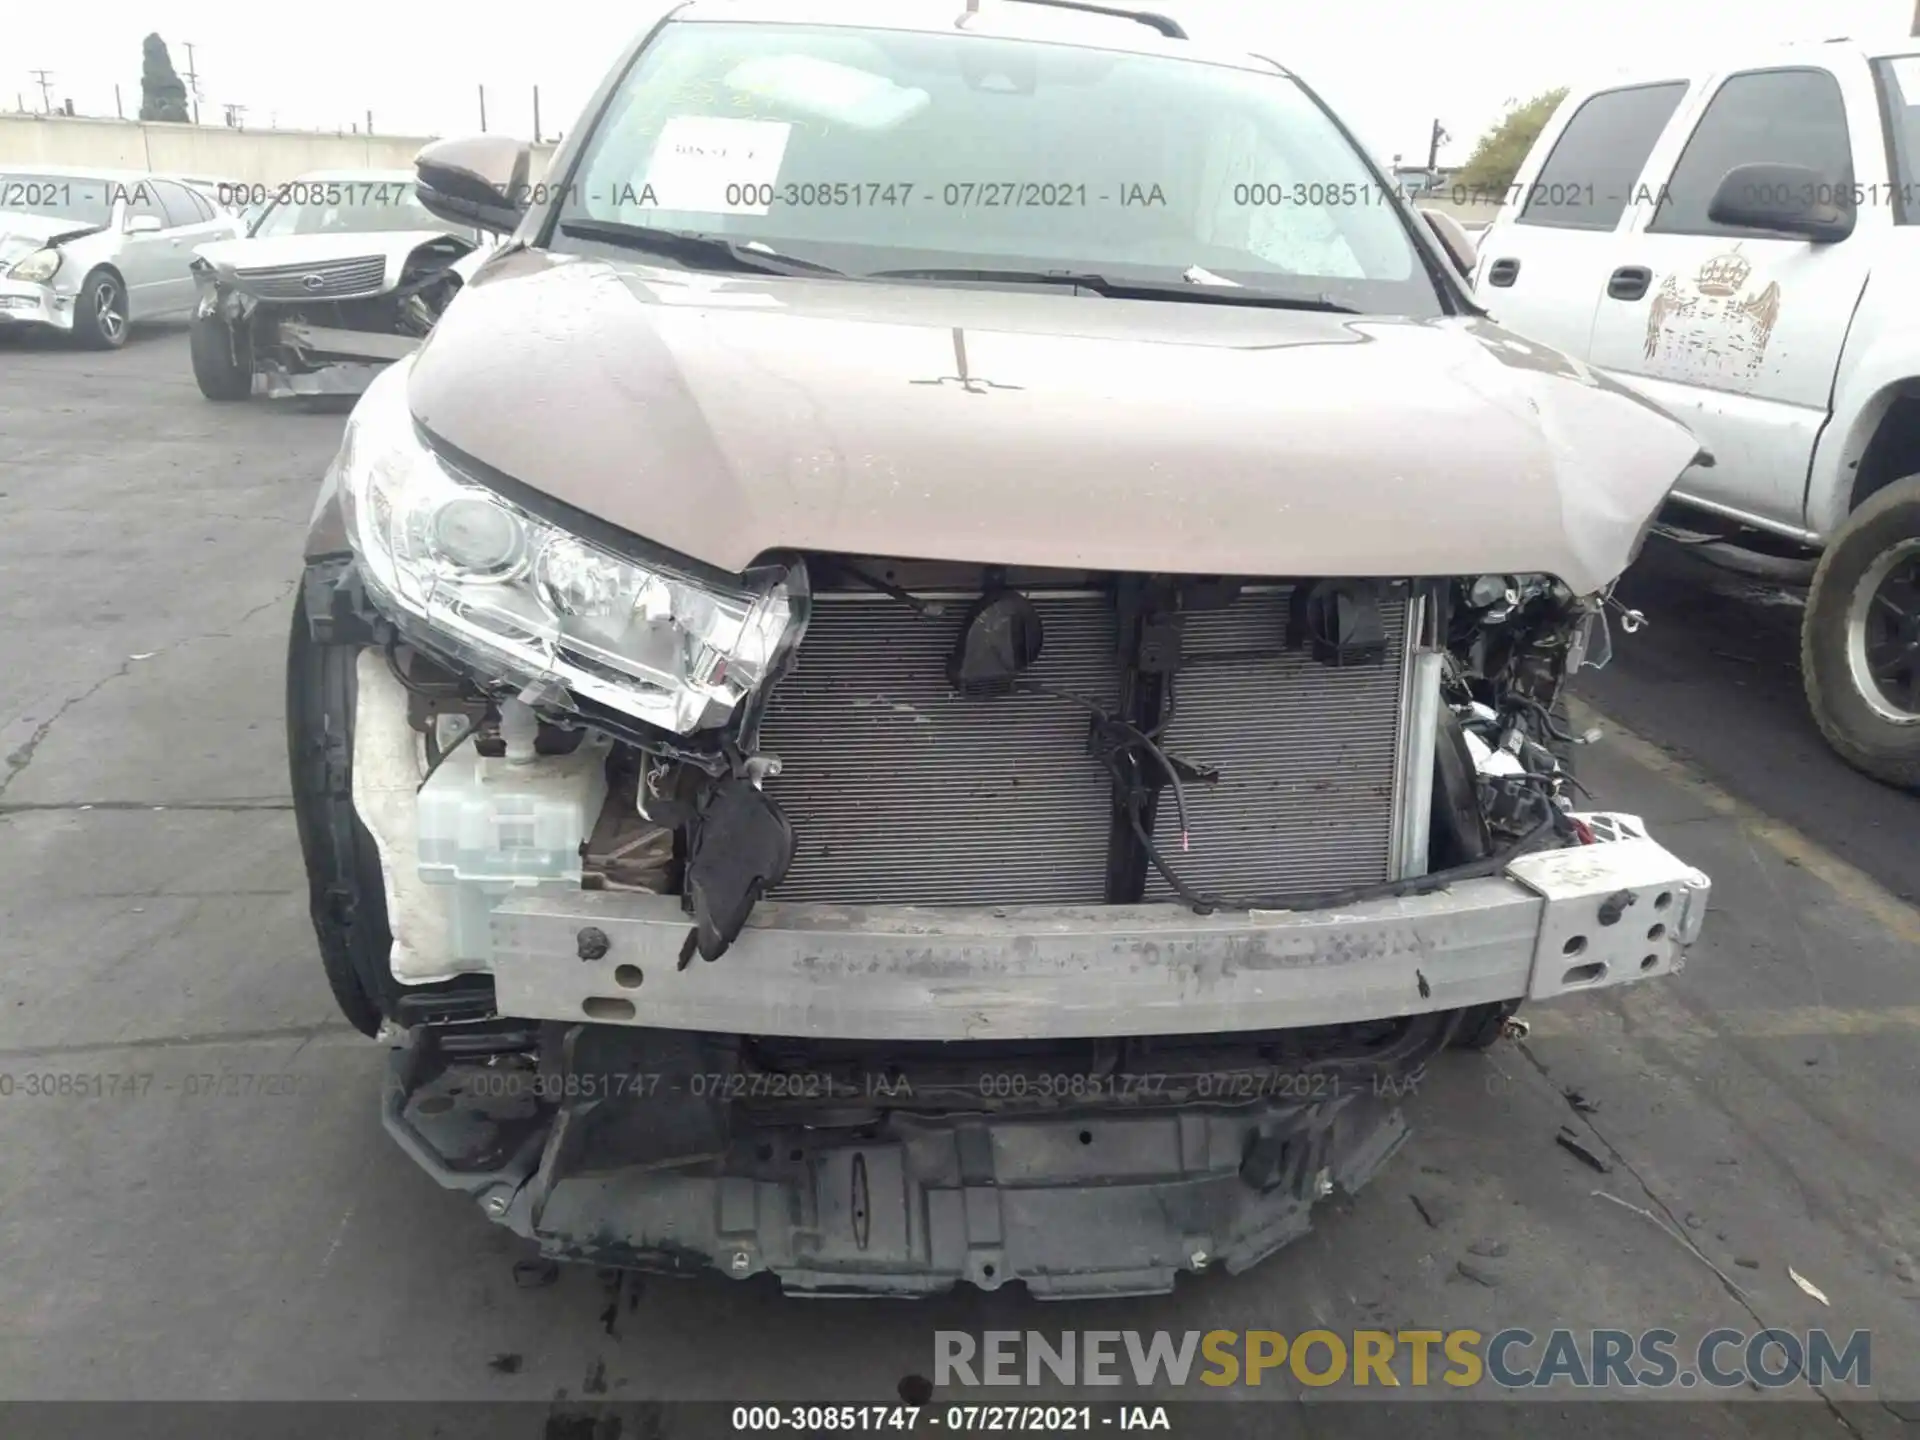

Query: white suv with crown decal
1473,39,1920,789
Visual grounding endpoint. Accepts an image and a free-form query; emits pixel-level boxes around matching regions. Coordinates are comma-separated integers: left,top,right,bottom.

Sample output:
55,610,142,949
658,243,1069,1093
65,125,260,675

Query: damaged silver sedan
288,0,1714,1298
189,169,484,400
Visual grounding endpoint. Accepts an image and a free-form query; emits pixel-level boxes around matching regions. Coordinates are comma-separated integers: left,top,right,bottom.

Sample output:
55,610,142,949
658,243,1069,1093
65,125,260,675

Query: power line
181,41,202,123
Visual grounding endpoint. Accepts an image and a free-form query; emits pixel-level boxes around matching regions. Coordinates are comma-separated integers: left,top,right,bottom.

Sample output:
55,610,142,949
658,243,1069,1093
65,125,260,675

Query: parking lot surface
2,324,1916,1432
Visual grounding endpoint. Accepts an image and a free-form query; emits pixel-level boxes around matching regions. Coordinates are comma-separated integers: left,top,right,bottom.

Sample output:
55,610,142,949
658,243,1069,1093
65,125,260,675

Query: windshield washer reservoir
416,735,611,963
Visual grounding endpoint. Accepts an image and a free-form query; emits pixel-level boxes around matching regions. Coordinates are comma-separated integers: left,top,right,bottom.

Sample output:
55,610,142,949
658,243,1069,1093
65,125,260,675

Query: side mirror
1706,162,1855,244
124,213,164,235
1418,206,1478,278
416,135,533,236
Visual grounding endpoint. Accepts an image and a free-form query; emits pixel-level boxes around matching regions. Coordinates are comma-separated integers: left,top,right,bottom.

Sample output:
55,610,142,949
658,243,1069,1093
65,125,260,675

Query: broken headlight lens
336,359,797,734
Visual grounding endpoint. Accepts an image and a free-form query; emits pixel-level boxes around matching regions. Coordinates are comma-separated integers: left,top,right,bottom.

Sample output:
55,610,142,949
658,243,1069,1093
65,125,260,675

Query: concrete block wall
0,113,556,185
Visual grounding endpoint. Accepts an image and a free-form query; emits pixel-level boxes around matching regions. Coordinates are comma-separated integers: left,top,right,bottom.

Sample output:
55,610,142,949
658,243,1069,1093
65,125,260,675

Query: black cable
839,564,948,618
1515,767,1593,802
1148,672,1178,740
814,574,1578,914
839,574,1196,842
384,638,454,699
1125,788,1217,912
417,717,480,792
1271,811,1567,909
1507,694,1580,746
1495,696,1594,800
1130,771,1563,917
1028,677,1565,913
1018,679,1574,913
1015,680,1193,850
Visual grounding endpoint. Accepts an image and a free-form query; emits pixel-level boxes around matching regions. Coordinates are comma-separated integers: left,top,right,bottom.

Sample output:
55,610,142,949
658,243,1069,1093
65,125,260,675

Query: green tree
1454,88,1568,197
139,34,190,122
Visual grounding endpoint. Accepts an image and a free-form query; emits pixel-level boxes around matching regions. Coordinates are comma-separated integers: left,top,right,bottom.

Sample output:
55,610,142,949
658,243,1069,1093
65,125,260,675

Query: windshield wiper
865,266,1359,312
556,219,846,278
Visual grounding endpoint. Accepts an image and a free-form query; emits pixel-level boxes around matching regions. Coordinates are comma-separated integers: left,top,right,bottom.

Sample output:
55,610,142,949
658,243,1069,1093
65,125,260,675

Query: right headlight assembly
336,359,800,735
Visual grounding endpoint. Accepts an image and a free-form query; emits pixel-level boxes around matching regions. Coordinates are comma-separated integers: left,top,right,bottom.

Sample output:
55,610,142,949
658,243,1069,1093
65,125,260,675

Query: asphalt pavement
1,322,1916,1434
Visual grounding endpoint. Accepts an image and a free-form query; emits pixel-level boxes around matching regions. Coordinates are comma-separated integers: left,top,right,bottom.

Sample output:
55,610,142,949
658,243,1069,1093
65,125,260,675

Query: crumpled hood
194,228,466,280
407,251,1702,595
0,210,101,263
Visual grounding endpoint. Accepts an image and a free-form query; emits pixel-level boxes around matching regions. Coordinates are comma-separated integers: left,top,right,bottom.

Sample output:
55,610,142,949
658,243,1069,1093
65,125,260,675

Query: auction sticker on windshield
645,116,792,214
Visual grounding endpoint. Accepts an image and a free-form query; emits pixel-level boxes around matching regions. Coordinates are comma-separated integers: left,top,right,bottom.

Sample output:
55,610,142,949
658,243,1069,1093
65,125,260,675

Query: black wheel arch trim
287,560,496,1032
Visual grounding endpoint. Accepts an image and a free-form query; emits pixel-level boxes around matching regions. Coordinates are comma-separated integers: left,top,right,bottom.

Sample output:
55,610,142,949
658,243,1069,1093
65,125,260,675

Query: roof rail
997,0,1188,40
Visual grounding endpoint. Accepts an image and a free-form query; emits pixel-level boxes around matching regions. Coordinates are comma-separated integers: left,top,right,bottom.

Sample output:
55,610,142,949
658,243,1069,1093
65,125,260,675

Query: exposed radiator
757,586,1408,907
1141,589,1406,902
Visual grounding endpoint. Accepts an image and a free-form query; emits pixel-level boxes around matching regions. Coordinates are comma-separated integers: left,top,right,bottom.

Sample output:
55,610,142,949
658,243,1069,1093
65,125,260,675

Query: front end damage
290,374,1711,1292
0,219,104,335
192,234,474,398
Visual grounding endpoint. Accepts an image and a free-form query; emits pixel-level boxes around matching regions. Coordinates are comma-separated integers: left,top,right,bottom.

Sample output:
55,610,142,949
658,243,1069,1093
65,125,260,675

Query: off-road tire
73,268,127,350
286,589,392,1035
190,311,252,400
1801,474,1920,791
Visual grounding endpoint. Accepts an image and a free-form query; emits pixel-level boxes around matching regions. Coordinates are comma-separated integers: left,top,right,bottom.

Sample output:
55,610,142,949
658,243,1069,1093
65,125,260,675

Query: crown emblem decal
1642,240,1782,379
1694,247,1752,297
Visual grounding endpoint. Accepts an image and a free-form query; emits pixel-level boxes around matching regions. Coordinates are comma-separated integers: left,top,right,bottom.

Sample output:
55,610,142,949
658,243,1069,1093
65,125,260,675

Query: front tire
190,311,252,400
73,268,128,350
1802,475,1920,790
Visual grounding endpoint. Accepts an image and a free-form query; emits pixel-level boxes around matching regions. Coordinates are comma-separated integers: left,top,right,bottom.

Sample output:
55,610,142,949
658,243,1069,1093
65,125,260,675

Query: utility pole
115,83,124,118
367,109,374,136
533,85,542,143
181,42,202,123
224,103,246,129
478,84,487,132
1426,118,1450,174
30,69,55,113
1912,0,1919,35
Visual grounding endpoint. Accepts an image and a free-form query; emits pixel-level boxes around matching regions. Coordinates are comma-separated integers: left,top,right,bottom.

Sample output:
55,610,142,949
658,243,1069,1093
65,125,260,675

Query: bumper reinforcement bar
483,836,1709,1043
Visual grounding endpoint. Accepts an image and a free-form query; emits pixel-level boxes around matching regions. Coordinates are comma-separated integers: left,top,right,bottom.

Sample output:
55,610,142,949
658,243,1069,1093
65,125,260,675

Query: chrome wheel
93,279,125,343
1846,537,1920,725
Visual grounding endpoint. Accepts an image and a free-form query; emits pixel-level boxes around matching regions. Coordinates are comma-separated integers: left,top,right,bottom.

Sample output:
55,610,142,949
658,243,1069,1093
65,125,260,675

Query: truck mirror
1706,162,1855,244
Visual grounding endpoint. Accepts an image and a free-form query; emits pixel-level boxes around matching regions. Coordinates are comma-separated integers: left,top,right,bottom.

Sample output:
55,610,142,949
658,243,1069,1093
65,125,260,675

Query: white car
0,165,242,348
1473,39,1920,788
187,168,488,400
173,175,249,217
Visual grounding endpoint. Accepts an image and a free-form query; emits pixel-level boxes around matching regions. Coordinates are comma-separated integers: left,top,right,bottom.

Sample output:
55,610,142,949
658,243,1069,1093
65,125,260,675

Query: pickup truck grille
757,584,1407,907
233,255,387,299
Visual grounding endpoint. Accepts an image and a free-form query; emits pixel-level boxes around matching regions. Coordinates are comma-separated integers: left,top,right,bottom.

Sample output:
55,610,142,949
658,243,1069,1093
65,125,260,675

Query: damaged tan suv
289,0,1714,1296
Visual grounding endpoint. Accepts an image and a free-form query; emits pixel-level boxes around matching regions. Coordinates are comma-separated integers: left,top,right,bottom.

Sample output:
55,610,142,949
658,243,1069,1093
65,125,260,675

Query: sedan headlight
7,248,61,283
337,360,800,734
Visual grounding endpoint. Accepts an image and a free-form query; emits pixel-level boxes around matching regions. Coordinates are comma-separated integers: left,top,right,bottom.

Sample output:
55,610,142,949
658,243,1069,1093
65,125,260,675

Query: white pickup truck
1470,39,1920,789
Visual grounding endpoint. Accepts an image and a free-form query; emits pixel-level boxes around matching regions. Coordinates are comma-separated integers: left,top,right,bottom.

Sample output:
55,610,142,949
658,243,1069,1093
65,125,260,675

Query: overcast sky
7,0,1913,164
